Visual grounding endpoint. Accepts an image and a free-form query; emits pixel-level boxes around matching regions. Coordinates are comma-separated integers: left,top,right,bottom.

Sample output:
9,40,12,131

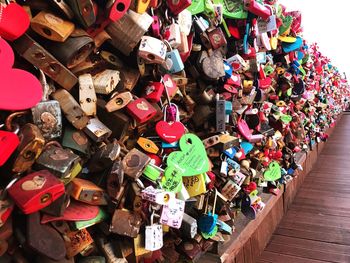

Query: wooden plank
275,227,350,245
234,247,244,263
243,239,253,263
257,251,328,263
265,242,350,262
270,235,350,255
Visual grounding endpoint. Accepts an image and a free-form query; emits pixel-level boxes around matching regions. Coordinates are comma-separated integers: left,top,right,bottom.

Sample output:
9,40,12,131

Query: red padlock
8,170,65,214
167,0,191,15
143,82,164,103
87,0,131,37
126,98,157,124
244,0,271,20
0,3,30,41
0,130,19,166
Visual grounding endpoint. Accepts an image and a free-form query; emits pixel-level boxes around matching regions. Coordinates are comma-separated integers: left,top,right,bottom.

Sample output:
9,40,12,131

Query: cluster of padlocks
0,0,349,262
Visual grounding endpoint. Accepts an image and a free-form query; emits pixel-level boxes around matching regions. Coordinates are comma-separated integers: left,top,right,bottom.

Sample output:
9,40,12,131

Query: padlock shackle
5,111,29,132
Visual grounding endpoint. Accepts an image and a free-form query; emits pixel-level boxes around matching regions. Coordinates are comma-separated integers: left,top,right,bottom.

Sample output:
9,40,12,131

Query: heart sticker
0,38,42,110
263,161,281,181
166,133,209,177
21,175,46,191
155,121,185,143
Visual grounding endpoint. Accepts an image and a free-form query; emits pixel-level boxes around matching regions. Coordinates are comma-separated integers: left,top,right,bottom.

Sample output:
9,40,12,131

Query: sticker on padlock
160,198,185,229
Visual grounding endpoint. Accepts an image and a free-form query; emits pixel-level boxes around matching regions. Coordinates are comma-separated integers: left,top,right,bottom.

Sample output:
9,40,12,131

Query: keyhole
116,2,125,11
42,28,52,36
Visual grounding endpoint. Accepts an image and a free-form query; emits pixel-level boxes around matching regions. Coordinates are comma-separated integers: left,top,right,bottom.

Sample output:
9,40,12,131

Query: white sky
278,0,350,79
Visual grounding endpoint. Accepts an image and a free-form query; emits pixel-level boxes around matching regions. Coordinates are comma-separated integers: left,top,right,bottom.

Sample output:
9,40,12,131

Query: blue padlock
161,141,179,148
162,48,184,74
223,147,237,159
240,141,253,155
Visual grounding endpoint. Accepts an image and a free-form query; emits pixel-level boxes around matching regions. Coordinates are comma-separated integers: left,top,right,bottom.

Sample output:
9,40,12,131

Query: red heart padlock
0,130,19,166
155,104,185,143
0,38,42,110
0,3,29,41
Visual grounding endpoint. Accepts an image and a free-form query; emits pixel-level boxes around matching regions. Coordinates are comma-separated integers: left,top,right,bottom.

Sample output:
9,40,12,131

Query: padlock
167,0,192,15
27,212,66,260
52,89,90,130
164,20,181,49
8,170,65,214
161,42,184,74
136,0,151,13
122,148,151,180
78,73,97,116
70,178,107,205
57,223,94,258
97,240,128,263
41,186,71,217
221,179,241,201
0,2,30,41
31,71,62,140
143,82,164,103
86,0,131,37
106,91,133,112
30,11,75,42
42,30,95,69
138,36,167,64
126,98,157,124
106,159,126,203
48,0,75,19
137,137,159,154
97,98,131,140
72,207,108,230
66,0,96,28
216,96,226,132
151,13,161,38
62,125,91,156
180,213,197,239
92,69,120,95
110,209,142,238
35,142,81,184
83,117,112,142
198,189,218,236
183,174,207,197
0,187,14,228
145,210,163,251
207,27,227,50
12,122,45,174
141,186,174,205
13,34,78,90
87,140,123,172
0,124,20,166
197,49,225,80
0,217,12,257
106,10,153,55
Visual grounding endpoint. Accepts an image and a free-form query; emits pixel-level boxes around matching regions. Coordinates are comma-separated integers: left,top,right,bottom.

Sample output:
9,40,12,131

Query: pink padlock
0,3,29,41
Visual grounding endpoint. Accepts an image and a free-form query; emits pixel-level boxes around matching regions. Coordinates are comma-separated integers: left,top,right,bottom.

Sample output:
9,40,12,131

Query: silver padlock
79,74,97,116
92,69,120,95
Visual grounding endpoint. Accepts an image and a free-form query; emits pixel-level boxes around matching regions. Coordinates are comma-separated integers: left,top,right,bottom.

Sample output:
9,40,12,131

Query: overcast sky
278,0,350,79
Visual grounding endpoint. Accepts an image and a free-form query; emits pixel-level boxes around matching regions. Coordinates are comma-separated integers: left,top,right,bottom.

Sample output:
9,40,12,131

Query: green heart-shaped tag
161,166,183,193
201,225,218,239
187,0,205,15
280,114,292,124
264,161,281,181
167,133,209,177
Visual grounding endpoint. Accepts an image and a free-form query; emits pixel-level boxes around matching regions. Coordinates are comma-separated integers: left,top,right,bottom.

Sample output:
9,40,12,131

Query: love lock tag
145,210,163,251
156,104,185,143
160,198,185,229
198,189,218,238
166,133,209,176
263,161,281,181
161,165,183,193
